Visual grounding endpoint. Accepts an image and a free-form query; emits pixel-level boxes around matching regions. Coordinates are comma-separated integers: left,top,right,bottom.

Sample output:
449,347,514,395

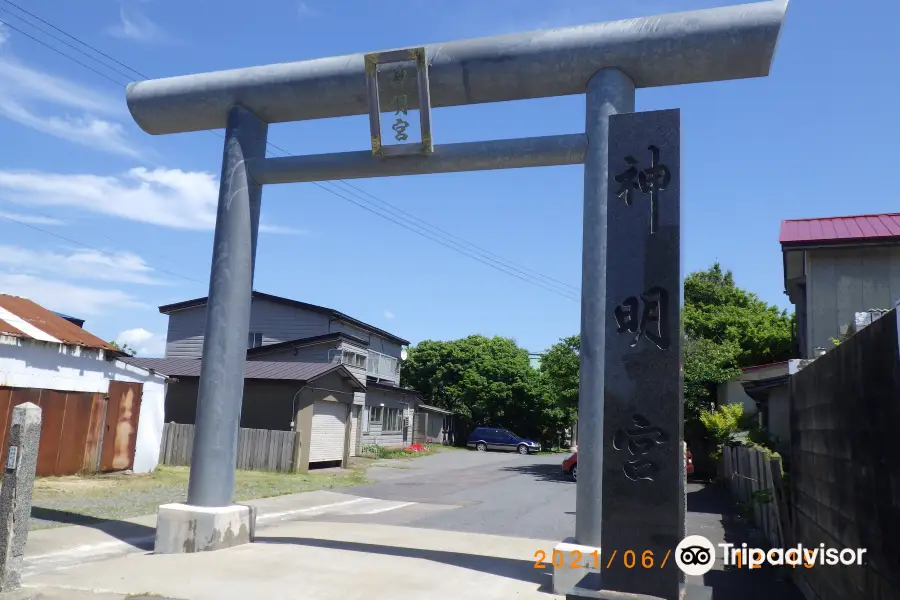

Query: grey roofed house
123,356,369,470
122,356,366,388
158,290,410,346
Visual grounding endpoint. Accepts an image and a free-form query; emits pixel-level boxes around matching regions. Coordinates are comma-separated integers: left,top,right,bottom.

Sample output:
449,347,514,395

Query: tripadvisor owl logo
675,535,716,576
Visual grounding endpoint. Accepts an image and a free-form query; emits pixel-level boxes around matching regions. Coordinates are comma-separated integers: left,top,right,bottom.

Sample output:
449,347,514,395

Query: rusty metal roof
121,357,366,390
0,294,119,352
780,213,900,246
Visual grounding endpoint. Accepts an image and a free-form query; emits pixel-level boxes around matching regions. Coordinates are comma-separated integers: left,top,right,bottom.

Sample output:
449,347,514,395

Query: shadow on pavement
30,506,155,551
255,536,554,593
687,484,803,600
498,462,573,483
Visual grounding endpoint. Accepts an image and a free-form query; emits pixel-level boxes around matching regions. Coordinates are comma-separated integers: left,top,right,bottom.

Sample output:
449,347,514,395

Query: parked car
562,447,694,481
467,427,541,454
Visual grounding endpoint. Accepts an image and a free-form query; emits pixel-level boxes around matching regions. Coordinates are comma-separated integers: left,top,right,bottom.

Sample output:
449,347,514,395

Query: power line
264,144,581,300
0,17,126,87
0,5,141,82
334,178,580,293
0,200,207,286
1,0,147,79
0,196,199,274
0,6,582,301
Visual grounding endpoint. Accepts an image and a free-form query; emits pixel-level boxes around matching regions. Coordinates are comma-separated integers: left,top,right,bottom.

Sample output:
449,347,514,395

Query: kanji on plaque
390,67,410,142
614,145,671,234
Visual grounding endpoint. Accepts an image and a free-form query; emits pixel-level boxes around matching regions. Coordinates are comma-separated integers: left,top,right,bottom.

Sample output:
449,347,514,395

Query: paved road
336,449,575,540
315,449,803,600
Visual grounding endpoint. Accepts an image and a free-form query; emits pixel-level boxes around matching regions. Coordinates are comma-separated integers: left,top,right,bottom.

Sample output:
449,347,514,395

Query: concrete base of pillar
154,503,254,554
552,538,601,596
566,577,713,600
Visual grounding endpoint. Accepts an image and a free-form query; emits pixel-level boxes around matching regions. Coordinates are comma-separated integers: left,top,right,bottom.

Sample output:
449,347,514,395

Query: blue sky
0,0,896,357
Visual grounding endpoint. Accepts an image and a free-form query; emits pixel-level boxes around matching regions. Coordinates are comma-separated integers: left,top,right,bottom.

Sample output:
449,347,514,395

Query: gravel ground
29,465,367,531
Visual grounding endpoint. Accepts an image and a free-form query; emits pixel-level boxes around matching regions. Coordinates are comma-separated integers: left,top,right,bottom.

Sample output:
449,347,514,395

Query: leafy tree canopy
400,335,571,445
684,263,793,368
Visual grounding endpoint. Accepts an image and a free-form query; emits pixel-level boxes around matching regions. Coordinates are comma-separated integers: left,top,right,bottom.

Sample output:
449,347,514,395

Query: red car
562,448,694,481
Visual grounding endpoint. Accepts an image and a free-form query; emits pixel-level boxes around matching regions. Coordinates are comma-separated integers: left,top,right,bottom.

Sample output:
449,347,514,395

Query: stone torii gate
127,2,787,598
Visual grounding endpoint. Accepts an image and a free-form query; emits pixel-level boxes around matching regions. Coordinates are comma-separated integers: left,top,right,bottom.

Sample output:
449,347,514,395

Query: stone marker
568,109,701,600
0,402,42,592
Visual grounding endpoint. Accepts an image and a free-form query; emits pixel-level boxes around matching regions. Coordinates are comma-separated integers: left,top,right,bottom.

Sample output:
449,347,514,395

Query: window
247,332,263,349
342,350,367,369
368,406,383,424
384,407,403,432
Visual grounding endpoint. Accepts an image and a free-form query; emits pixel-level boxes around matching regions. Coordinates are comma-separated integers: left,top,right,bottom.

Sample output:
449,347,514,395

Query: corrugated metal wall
0,383,143,476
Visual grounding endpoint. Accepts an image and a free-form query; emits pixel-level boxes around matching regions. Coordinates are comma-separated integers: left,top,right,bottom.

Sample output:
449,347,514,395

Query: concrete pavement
15,450,802,599
24,520,556,600
23,489,452,577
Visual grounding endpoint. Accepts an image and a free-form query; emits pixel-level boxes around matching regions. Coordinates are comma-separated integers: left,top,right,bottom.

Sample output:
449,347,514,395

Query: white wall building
0,295,167,475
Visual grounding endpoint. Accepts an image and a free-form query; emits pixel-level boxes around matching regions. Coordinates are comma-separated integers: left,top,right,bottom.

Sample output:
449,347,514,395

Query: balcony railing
367,350,399,381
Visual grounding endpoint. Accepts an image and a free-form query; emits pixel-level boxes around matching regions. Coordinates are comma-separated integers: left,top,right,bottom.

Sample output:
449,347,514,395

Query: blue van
466,427,541,454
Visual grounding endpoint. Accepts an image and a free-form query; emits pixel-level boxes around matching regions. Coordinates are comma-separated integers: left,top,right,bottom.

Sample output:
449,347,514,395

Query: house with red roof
718,212,900,452
0,294,168,476
781,212,900,358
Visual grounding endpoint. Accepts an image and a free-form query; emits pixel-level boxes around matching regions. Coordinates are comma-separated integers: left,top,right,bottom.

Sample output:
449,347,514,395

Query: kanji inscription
613,286,670,350
612,414,669,482
614,145,671,234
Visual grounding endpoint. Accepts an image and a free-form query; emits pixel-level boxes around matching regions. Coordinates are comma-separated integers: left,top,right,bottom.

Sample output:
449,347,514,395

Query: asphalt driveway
333,448,802,600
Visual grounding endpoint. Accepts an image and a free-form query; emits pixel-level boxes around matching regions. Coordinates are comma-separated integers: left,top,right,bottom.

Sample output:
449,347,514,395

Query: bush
699,403,744,460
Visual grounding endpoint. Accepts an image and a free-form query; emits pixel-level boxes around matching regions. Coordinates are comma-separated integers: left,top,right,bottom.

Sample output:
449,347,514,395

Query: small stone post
0,402,41,592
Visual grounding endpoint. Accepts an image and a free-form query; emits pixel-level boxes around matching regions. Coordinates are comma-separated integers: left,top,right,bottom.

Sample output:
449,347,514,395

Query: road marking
356,501,415,515
24,496,410,569
27,538,150,562
257,498,368,521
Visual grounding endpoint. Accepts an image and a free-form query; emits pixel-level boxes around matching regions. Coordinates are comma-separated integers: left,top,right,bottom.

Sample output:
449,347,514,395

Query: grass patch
30,465,367,530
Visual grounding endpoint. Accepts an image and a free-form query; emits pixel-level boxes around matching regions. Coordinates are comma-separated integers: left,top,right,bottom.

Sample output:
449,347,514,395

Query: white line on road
24,496,412,570
256,498,368,522
356,502,415,515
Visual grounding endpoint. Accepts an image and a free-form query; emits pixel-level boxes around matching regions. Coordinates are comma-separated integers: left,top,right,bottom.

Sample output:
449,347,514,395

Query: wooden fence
721,444,791,549
159,423,298,473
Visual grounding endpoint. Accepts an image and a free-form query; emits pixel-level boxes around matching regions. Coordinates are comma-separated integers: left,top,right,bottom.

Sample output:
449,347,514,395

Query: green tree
684,263,793,367
683,337,740,432
400,335,563,446
540,335,580,412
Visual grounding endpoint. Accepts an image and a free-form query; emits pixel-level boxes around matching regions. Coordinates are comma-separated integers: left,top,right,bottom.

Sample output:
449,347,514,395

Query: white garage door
349,406,359,457
309,400,347,462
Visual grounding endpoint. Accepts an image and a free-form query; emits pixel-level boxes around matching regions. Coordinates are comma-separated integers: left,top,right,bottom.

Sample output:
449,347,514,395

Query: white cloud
0,245,164,285
0,43,141,158
383,310,395,319
107,5,165,42
116,327,166,356
0,24,9,47
0,273,146,316
0,211,64,226
0,99,140,159
0,167,304,233
0,59,123,116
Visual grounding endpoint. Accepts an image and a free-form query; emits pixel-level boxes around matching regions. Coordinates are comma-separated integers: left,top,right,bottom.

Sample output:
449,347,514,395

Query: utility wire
0,5,142,82
334,178,580,293
0,5,581,301
1,0,147,79
0,201,207,285
0,196,199,274
0,17,126,87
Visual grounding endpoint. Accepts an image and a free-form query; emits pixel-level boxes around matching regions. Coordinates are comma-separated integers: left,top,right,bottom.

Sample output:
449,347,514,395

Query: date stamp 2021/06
534,549,672,570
